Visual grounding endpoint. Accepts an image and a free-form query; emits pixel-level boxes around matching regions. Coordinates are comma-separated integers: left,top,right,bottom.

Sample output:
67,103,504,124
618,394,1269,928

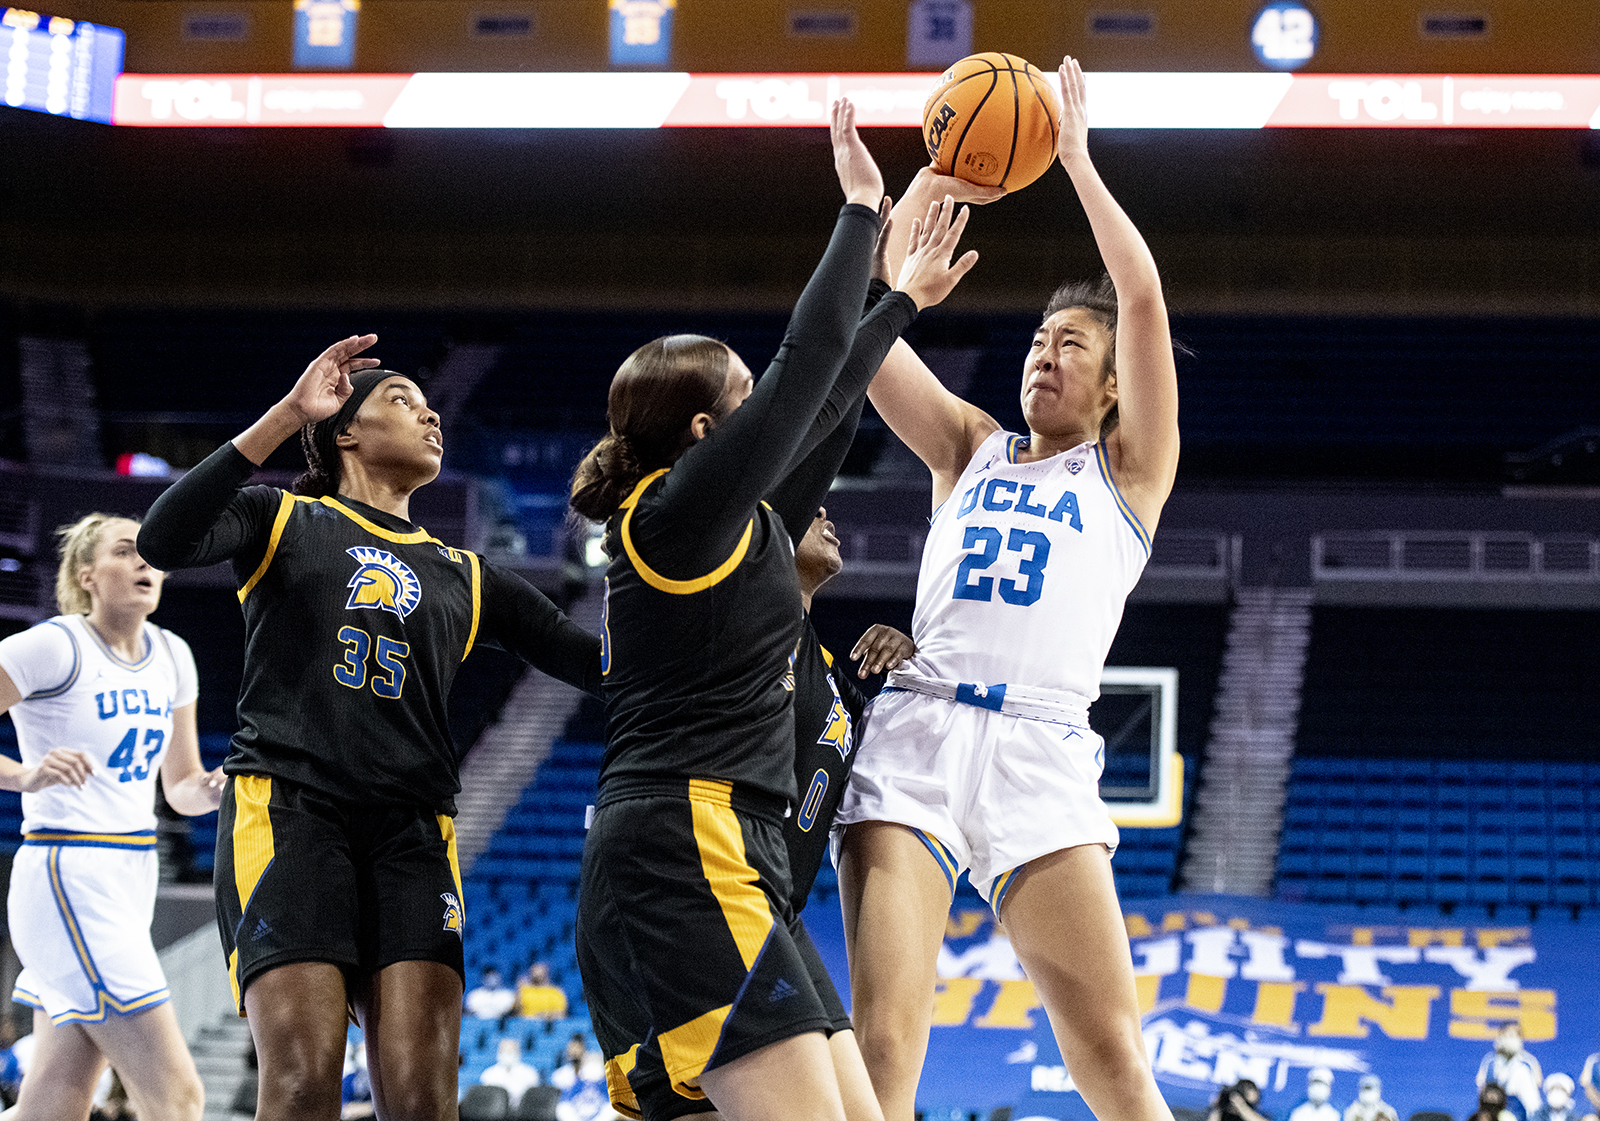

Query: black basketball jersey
229,490,483,811
597,469,803,805
786,615,866,908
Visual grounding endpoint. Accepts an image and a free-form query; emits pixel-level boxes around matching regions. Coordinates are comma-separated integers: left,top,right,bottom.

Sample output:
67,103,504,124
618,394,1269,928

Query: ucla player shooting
0,514,224,1121
138,337,602,1121
835,57,1182,1121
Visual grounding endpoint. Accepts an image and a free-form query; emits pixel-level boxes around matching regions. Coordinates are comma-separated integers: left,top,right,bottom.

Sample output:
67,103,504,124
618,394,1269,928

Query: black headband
305,368,400,462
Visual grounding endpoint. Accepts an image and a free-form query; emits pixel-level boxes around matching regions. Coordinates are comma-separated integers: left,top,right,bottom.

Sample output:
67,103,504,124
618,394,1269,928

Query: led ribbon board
109,71,1600,129
2,6,125,123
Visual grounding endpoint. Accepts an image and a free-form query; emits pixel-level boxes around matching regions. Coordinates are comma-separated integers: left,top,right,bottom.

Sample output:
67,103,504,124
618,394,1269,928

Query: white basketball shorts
8,837,170,1024
833,686,1119,914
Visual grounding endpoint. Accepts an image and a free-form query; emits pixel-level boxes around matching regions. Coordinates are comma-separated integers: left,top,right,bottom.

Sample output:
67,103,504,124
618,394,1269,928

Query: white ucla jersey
0,615,198,835
905,431,1150,701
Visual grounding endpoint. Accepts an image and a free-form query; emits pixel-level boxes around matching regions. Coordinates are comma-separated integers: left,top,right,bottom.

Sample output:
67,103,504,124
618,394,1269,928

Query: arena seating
1280,606,1600,907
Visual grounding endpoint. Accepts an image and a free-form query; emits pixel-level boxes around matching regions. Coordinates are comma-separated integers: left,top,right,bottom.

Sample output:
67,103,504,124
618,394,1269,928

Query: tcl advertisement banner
109,71,1600,129
802,893,1600,1121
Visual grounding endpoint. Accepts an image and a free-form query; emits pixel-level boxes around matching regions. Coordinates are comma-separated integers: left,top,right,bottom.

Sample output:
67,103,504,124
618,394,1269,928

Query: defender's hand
850,624,917,678
831,98,885,209
894,196,979,311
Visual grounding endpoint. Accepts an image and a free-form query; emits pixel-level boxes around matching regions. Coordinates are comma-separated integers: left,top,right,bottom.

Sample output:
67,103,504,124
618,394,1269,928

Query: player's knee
1068,1024,1150,1090
258,1052,344,1117
373,1068,456,1121
160,1071,205,1121
853,1013,923,1079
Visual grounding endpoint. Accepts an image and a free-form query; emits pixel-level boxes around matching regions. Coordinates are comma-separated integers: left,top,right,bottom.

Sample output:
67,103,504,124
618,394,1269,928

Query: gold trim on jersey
228,775,277,1012
688,776,774,967
437,814,463,902
462,552,482,661
618,470,753,596
604,1043,644,1119
237,492,297,604
319,497,440,546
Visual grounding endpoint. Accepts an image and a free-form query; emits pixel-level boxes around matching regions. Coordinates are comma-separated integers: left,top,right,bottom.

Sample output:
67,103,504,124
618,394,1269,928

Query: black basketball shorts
215,774,465,1013
576,780,833,1121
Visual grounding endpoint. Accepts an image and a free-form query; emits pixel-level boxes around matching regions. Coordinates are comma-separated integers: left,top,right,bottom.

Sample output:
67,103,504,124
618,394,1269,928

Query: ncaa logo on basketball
344,547,423,619
926,102,957,154
440,892,463,937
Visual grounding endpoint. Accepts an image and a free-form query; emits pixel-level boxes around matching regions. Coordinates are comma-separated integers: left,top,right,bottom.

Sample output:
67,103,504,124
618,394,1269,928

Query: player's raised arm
1056,55,1179,528
139,334,382,571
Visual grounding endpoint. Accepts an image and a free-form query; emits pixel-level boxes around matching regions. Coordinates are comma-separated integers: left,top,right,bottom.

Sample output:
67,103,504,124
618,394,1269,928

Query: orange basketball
921,52,1061,192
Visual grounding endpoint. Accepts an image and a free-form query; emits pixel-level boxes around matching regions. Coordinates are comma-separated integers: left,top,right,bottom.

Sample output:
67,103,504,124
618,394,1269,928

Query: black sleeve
478,562,603,697
767,289,918,542
138,441,280,572
626,203,882,575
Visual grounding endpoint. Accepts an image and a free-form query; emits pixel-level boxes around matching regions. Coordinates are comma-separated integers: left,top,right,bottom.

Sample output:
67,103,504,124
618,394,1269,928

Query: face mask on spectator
1548,1090,1571,1111
1496,1033,1522,1057
1359,1089,1380,1106
1309,1084,1331,1104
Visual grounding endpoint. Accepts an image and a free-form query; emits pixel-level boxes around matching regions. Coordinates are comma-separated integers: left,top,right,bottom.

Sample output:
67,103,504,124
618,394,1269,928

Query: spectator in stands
1287,1068,1342,1121
479,1037,540,1110
550,1033,591,1092
516,963,568,1020
1209,1079,1272,1121
1533,1074,1580,1121
1479,1024,1544,1121
1344,1075,1399,1121
464,967,516,1022
1580,1053,1600,1120
1473,1082,1519,1121
342,1040,373,1118
555,1053,618,1121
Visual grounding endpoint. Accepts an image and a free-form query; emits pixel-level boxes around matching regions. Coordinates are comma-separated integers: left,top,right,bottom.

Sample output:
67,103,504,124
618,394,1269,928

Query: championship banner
802,892,1600,1121
108,71,1600,129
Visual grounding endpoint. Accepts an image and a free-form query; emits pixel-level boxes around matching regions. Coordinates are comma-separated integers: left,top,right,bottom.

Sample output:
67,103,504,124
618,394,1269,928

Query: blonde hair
54,514,137,616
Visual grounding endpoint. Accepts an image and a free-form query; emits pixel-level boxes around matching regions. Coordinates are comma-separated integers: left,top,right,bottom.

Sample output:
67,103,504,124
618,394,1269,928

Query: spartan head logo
344,547,422,619
440,892,463,937
817,674,854,761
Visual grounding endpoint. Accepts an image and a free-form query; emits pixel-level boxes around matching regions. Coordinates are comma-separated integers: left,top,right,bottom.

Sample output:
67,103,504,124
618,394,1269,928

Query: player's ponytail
568,335,731,522
293,422,341,498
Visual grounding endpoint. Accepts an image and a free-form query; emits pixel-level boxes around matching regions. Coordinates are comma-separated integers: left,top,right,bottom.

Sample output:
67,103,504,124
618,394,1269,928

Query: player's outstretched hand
871,196,895,286
830,98,885,209
908,165,1006,208
850,624,917,679
18,747,93,792
280,335,382,427
1057,55,1090,171
894,195,979,311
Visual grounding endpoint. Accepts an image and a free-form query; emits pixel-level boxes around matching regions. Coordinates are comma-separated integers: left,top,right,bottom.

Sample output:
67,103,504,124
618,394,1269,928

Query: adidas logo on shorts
768,978,798,1003
251,918,273,940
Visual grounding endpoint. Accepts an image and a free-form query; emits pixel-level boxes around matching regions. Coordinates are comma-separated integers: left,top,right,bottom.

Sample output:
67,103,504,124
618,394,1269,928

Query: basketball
921,52,1061,192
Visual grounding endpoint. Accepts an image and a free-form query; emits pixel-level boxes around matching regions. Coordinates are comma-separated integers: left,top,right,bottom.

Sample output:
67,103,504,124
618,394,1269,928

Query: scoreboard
1,6,124,124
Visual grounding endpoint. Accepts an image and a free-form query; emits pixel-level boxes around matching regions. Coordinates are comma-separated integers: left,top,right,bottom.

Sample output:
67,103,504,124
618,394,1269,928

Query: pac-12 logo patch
1067,459,1084,475
440,892,463,937
345,547,422,619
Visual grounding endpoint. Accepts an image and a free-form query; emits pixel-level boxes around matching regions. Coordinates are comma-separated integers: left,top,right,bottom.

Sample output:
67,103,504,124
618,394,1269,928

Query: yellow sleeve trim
463,551,482,661
618,469,754,596
819,645,835,668
237,491,297,604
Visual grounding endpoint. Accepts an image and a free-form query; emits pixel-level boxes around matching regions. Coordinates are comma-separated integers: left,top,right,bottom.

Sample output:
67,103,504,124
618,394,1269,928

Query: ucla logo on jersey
344,547,422,619
817,674,853,760
440,892,463,937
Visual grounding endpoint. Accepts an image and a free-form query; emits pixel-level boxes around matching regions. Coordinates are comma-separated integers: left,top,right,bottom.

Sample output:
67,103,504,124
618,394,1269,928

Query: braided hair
291,368,397,498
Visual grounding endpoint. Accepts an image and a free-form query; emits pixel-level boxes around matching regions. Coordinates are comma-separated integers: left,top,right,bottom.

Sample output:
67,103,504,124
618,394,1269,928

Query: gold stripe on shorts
687,779,773,971
604,1043,644,1120
658,1003,730,1099
229,775,276,1010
